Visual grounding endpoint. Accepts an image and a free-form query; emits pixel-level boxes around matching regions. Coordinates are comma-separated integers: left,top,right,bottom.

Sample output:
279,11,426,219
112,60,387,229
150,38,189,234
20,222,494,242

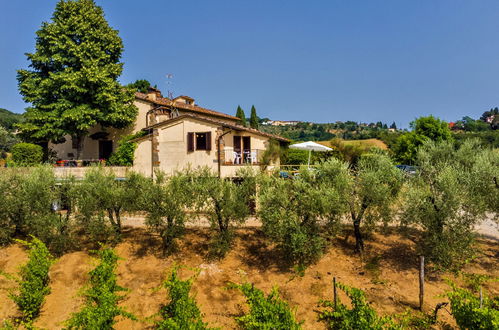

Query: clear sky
1,0,499,128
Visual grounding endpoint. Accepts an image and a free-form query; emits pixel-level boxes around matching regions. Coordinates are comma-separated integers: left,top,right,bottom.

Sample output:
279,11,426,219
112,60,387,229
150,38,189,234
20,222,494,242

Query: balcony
223,148,264,165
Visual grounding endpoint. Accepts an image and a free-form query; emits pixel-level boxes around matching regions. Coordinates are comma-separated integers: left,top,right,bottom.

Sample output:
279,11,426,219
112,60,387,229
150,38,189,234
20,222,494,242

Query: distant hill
0,108,23,130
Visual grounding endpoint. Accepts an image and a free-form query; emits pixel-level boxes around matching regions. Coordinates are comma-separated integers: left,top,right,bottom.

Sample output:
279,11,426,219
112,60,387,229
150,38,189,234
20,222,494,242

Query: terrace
223,148,265,165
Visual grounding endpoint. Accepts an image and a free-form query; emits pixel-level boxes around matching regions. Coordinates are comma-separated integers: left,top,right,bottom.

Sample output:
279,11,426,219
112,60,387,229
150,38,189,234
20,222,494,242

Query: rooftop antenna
166,73,179,117
166,73,174,99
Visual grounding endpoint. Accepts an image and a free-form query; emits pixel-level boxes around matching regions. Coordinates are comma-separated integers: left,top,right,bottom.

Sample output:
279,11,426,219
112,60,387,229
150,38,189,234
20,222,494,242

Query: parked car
395,164,417,175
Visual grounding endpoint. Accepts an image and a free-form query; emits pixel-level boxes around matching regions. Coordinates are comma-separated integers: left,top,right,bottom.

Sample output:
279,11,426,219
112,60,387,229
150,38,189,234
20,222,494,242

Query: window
196,133,207,150
187,132,212,152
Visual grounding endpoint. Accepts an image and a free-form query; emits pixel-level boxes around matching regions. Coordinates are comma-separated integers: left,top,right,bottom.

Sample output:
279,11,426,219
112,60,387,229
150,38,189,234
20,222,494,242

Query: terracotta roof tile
146,113,290,142
135,92,240,121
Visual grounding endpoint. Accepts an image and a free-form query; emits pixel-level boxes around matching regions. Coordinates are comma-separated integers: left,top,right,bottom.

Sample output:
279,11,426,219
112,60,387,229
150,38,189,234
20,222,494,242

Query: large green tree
394,115,452,164
126,79,152,93
250,105,259,129
235,105,247,126
402,140,498,270
17,0,137,158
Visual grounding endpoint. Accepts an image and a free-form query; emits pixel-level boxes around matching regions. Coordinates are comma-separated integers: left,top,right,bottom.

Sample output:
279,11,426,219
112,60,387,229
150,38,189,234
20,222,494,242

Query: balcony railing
224,149,264,165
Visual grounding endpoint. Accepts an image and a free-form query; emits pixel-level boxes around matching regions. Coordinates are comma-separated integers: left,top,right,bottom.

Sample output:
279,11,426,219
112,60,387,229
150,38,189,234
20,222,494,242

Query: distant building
262,120,301,126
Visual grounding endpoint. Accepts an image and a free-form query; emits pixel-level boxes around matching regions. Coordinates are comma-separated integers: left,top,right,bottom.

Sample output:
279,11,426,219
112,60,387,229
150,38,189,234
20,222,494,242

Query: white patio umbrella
289,141,333,167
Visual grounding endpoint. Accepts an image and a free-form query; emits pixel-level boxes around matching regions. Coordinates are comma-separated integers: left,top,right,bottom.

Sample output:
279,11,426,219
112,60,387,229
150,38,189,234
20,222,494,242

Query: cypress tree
390,121,397,129
17,0,137,158
236,106,247,126
250,105,259,129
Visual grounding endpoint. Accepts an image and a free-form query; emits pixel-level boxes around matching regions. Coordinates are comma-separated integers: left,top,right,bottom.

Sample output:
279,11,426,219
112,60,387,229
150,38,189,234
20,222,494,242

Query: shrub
259,171,329,268
156,267,212,329
328,138,367,166
347,152,403,253
107,132,145,166
187,167,255,259
402,140,498,270
446,281,499,329
11,143,43,166
0,166,75,254
8,237,53,323
230,282,302,329
0,126,19,154
76,167,146,243
66,248,135,329
318,282,400,330
283,148,310,165
142,172,191,254
259,159,351,268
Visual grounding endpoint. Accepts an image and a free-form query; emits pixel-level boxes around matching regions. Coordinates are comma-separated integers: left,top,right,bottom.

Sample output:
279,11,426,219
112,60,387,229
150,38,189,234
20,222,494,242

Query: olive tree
76,167,144,243
258,160,350,267
346,152,403,253
186,167,255,258
141,171,191,254
0,166,76,254
402,140,498,270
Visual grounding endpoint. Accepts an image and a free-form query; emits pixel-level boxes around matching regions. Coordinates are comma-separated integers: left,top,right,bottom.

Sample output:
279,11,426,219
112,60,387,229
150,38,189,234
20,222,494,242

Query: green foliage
402,140,498,270
260,139,285,168
0,126,19,158
394,115,453,164
11,143,43,166
76,167,145,244
258,159,350,267
8,237,53,323
126,79,151,93
0,108,23,131
348,152,403,252
107,131,146,166
453,130,499,148
479,107,499,129
282,148,310,165
17,0,137,153
249,105,259,129
186,167,254,258
231,283,302,329
66,248,135,329
446,282,499,329
412,115,453,141
328,138,368,166
318,282,401,330
0,166,75,254
393,132,428,165
236,106,247,126
141,172,190,254
455,116,491,132
156,267,212,329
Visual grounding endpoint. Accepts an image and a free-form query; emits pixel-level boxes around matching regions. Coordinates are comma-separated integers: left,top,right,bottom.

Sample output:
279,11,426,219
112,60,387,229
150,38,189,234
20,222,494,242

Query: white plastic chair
233,151,241,164
250,151,257,164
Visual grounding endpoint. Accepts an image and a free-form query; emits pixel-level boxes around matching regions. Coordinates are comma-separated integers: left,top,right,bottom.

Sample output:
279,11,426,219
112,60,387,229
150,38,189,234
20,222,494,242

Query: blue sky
1,0,499,128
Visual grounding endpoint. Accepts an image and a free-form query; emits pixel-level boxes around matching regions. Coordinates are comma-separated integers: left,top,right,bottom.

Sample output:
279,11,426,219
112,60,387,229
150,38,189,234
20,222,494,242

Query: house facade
49,87,289,177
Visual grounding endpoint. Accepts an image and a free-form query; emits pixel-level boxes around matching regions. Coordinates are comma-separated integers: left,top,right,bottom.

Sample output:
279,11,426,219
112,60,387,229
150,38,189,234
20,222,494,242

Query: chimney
146,87,162,101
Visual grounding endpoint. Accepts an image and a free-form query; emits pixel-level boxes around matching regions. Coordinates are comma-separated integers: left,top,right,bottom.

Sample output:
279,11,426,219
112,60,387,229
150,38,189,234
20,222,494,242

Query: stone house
50,87,289,177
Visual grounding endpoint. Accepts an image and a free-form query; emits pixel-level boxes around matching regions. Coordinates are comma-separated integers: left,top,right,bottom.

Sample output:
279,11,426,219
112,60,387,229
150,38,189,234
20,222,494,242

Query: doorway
99,140,113,160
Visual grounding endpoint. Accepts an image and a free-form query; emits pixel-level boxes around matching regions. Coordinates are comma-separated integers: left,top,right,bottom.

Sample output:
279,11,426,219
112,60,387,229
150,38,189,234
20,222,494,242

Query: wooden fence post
419,255,425,311
333,277,337,309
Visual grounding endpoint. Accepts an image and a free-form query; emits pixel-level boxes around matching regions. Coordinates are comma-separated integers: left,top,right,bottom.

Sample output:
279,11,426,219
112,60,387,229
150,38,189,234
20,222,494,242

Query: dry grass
318,138,388,150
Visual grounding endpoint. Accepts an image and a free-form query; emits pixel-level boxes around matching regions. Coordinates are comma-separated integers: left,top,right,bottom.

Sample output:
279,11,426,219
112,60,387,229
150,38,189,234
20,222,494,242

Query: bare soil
1,227,497,329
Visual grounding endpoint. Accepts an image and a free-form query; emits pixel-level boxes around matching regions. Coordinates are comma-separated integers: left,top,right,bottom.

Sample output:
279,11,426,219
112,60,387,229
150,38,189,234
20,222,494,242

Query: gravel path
122,214,499,240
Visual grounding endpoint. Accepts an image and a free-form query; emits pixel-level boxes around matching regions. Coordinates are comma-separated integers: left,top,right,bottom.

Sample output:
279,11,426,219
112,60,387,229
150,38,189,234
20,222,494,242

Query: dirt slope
1,228,497,329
